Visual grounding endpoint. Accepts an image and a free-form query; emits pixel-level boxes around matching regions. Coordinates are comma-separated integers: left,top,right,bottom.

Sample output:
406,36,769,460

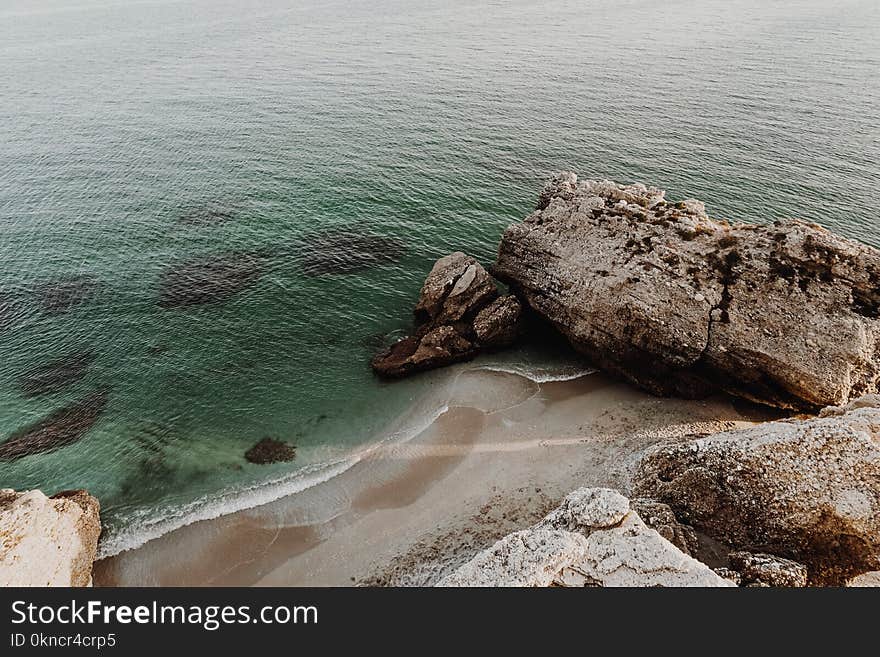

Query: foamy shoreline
95,361,597,560
94,365,771,586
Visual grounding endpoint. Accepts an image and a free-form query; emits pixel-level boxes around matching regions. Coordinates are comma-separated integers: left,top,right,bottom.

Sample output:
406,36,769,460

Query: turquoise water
1,0,878,553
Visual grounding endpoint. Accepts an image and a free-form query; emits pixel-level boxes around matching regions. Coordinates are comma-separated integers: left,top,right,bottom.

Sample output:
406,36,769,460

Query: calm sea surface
1,0,878,553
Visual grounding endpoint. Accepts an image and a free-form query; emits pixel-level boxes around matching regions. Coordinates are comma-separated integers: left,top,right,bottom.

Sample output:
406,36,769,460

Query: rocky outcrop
0,489,101,586
630,498,700,557
494,172,880,411
372,253,523,377
727,551,808,587
473,295,523,348
245,437,297,464
633,396,880,585
438,488,730,587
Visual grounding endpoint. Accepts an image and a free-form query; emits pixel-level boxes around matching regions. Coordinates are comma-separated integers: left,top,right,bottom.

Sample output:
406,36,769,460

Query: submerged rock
35,275,99,316
295,228,405,276
178,203,237,226
0,488,101,586
0,389,109,461
494,172,880,410
439,488,730,587
245,437,297,464
633,396,880,585
372,253,522,378
158,252,263,308
18,351,96,397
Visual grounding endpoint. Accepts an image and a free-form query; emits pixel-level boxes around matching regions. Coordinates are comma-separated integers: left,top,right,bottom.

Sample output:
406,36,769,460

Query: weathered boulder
372,253,522,378
414,253,498,326
0,489,101,587
494,172,880,410
371,326,478,378
630,498,700,557
245,437,297,464
847,571,880,587
473,295,523,348
438,488,730,587
633,396,880,585
728,551,808,588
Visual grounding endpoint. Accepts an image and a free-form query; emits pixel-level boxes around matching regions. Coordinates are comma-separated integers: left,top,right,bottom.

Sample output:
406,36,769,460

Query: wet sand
94,366,779,587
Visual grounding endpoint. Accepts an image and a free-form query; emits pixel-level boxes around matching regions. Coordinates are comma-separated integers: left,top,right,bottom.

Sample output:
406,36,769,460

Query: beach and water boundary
94,364,777,586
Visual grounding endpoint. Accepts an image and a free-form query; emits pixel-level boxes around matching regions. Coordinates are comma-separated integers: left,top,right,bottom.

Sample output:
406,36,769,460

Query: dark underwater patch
295,228,406,276
35,275,99,315
18,351,97,397
178,203,238,226
0,389,110,461
158,252,264,308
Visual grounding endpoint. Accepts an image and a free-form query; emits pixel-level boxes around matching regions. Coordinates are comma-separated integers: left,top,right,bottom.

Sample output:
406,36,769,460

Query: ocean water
1,0,878,554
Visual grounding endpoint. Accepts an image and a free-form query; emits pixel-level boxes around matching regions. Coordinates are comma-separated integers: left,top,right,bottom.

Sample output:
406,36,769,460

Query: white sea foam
98,402,454,559
473,363,597,384
98,364,590,558
97,458,356,558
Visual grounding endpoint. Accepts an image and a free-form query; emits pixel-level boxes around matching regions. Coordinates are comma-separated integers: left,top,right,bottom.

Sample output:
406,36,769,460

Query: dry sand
93,365,781,587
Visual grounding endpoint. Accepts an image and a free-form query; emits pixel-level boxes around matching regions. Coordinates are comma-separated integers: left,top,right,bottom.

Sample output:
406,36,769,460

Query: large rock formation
633,396,880,585
494,172,880,410
0,489,101,586
372,252,523,377
438,488,730,587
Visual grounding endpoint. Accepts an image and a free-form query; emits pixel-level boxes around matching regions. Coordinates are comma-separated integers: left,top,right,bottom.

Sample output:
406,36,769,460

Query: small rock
245,438,297,464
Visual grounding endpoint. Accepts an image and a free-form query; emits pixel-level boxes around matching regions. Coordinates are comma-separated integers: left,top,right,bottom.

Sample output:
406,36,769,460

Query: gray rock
494,173,880,410
414,252,498,326
438,488,731,587
373,253,521,378
633,396,880,585
631,498,700,557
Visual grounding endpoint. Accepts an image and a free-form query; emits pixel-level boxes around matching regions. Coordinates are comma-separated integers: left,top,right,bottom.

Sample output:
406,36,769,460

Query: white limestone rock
0,489,101,587
438,488,731,587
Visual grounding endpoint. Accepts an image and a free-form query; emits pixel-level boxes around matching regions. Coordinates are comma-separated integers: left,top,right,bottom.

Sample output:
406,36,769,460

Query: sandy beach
93,365,781,587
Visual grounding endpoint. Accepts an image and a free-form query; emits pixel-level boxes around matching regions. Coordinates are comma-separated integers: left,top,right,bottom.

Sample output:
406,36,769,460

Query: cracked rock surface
633,396,880,585
372,252,523,377
493,172,880,410
438,488,730,587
